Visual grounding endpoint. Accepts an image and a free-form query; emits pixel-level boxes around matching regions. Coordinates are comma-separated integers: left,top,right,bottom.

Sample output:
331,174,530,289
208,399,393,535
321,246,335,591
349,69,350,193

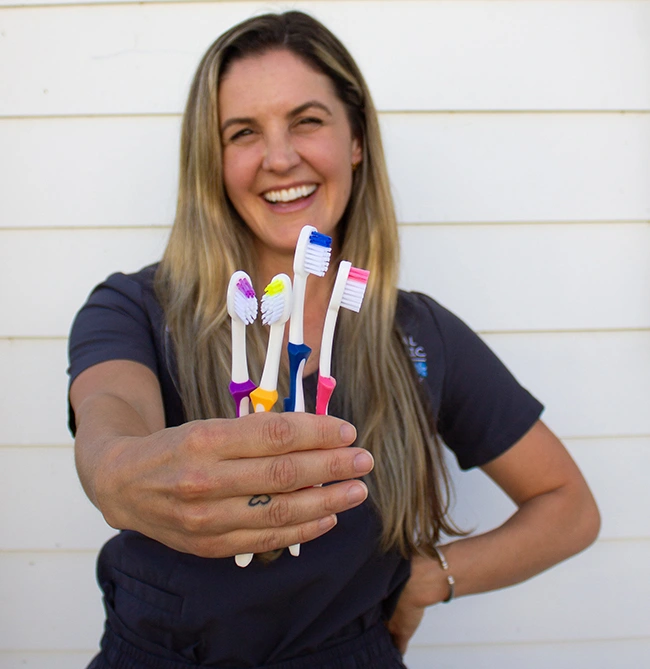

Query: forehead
218,49,341,116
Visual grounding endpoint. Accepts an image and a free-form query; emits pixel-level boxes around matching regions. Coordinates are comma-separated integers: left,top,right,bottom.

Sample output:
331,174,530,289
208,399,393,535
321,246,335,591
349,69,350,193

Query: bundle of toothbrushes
226,225,370,567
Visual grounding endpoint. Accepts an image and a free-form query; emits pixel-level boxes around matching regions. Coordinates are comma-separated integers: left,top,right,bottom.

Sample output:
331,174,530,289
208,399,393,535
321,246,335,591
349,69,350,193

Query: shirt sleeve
415,293,544,470
67,271,159,434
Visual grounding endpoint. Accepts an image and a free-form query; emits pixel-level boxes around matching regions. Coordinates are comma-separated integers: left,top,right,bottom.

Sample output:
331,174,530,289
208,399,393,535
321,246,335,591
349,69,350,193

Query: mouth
262,184,318,204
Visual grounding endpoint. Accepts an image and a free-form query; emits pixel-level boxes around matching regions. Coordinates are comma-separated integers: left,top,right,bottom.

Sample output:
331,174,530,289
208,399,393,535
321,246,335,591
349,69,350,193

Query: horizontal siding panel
0,652,96,669
483,330,650,439
565,437,650,541
0,552,104,651
2,113,650,230
2,223,648,338
0,339,73,446
1,331,649,445
1,541,647,651
1,437,645,551
0,117,180,230
445,437,650,541
1,2,650,114
399,223,650,332
383,113,650,224
0,228,169,338
0,447,116,551
409,539,650,645
404,638,650,669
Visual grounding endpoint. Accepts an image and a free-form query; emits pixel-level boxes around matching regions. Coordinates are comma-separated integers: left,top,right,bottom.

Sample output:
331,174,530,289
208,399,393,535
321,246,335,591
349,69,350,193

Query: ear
351,136,362,165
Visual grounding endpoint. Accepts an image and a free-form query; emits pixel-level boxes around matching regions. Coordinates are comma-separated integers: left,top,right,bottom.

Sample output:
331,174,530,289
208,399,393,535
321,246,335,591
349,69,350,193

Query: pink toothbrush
316,262,370,416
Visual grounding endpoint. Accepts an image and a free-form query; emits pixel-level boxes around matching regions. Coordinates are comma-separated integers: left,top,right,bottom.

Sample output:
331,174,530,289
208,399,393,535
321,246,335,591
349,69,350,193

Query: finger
209,480,369,532
166,514,340,559
219,514,340,558
203,412,357,459
209,447,374,496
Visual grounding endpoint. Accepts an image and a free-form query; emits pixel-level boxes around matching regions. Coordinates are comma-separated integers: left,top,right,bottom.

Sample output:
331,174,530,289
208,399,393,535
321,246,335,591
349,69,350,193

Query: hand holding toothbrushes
228,225,370,567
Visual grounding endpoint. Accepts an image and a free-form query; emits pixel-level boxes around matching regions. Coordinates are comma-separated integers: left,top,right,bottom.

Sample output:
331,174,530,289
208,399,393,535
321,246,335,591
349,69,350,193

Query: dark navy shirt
68,264,543,667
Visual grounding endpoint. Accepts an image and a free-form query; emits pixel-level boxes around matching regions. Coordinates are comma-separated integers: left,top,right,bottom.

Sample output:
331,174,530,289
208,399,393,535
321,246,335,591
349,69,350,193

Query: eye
294,116,324,131
227,127,255,143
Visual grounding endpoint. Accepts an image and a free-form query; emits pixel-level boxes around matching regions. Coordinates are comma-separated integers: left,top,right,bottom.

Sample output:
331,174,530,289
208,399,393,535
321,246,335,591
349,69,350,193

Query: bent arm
388,420,600,650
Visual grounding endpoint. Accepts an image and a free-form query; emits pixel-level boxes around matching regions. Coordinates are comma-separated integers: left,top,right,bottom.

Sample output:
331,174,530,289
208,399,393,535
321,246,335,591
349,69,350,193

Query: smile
263,184,317,203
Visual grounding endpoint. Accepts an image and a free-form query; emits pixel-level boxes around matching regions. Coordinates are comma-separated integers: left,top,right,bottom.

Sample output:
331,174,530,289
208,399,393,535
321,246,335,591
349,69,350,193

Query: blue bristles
309,231,332,248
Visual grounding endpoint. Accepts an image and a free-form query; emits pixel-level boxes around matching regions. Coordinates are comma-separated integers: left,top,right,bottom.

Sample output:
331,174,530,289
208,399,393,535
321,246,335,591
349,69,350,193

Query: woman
68,11,600,669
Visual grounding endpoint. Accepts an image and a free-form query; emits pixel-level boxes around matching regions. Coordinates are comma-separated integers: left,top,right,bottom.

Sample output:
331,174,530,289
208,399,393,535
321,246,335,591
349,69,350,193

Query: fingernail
354,451,374,473
347,482,368,505
318,514,337,531
340,423,357,443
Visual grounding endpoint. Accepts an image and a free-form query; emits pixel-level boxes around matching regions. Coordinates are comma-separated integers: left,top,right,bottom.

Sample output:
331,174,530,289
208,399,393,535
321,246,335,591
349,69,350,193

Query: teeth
264,184,317,203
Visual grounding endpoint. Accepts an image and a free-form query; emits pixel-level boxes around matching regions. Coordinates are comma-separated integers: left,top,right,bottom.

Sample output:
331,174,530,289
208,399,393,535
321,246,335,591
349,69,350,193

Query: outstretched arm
71,359,374,558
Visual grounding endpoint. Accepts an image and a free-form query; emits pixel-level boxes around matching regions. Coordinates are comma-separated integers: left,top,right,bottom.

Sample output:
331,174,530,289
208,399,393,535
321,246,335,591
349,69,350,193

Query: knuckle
267,495,295,527
295,522,316,545
257,528,284,553
267,455,299,491
180,421,212,457
172,468,212,500
261,415,295,453
315,418,333,448
175,502,210,534
326,451,348,481
185,535,222,559
181,526,234,559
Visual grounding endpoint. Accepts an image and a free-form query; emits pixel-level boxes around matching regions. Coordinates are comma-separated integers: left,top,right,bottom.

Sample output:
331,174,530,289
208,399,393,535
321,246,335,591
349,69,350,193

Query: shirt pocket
111,566,184,617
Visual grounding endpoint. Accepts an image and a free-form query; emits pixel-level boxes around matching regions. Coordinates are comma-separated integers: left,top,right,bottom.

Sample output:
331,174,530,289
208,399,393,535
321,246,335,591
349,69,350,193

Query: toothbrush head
328,261,370,314
227,270,257,325
261,273,293,326
294,225,332,278
340,266,370,313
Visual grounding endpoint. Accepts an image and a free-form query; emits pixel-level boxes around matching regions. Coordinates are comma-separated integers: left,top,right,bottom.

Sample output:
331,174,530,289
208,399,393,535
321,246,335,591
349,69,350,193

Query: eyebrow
220,100,333,134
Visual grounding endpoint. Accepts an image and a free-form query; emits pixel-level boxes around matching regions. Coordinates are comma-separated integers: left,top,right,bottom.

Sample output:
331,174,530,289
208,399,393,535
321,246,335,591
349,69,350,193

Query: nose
262,130,300,174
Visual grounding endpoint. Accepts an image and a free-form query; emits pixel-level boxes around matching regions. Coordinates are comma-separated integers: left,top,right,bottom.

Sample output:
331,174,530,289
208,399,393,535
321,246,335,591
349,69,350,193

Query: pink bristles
347,267,369,284
340,266,370,313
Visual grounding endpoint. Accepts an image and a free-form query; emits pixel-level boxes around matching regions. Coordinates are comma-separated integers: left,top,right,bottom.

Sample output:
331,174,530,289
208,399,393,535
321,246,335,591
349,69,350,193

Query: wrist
431,546,455,603
407,551,455,607
91,434,140,528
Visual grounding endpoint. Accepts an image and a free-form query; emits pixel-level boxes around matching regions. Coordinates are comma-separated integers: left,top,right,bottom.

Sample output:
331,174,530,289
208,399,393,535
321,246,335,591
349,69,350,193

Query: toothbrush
249,274,293,414
226,271,258,418
235,274,292,568
316,262,370,416
284,225,332,414
227,272,257,566
285,225,332,557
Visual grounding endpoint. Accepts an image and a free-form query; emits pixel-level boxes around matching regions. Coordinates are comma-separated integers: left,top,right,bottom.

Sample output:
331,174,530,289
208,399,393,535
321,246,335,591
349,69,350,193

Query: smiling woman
219,49,362,261
67,10,599,669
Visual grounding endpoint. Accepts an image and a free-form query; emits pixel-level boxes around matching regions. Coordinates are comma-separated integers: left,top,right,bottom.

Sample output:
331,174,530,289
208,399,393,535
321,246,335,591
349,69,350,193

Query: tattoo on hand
249,494,272,507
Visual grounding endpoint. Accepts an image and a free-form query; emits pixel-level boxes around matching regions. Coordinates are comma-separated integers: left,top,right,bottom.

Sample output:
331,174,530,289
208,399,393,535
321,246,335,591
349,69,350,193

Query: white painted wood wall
1,1,649,667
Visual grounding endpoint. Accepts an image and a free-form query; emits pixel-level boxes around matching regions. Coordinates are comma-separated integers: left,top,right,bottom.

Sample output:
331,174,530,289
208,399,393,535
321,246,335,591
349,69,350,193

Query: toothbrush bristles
304,232,332,277
261,279,287,325
234,277,257,324
340,267,370,313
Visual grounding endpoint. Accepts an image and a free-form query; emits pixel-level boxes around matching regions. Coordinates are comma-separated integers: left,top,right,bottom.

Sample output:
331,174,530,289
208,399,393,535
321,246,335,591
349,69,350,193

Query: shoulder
395,290,477,373
86,263,159,306
396,290,544,469
68,263,164,383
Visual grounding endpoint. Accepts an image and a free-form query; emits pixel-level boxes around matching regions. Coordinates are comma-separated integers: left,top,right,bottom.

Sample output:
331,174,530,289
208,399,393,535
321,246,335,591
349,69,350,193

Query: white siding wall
1,1,648,667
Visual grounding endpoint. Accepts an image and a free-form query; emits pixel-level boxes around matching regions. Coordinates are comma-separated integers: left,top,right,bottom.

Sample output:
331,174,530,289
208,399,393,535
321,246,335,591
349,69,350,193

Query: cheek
222,151,254,203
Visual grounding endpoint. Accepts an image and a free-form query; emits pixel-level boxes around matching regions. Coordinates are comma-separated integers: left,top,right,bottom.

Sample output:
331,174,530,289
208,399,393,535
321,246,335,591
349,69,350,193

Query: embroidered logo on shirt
403,335,428,378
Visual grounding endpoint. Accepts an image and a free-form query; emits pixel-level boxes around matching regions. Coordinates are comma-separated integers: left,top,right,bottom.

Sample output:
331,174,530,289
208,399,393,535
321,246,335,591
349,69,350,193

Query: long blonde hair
156,11,461,558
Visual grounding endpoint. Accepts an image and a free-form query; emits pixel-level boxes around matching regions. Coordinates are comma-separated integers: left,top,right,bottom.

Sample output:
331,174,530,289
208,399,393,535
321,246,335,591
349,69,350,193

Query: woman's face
218,49,362,258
